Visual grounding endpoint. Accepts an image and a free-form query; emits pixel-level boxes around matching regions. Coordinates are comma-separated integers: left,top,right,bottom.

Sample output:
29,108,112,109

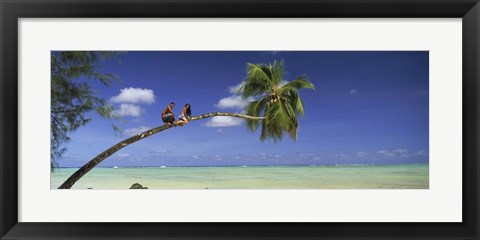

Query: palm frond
240,63,275,99
245,97,268,132
261,103,284,142
282,102,299,140
271,60,285,86
280,75,315,91
247,63,273,85
262,99,299,142
253,63,274,84
279,75,314,117
284,89,304,116
239,81,268,99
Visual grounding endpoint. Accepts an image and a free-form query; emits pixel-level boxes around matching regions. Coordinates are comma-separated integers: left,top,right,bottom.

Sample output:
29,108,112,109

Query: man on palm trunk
162,102,175,126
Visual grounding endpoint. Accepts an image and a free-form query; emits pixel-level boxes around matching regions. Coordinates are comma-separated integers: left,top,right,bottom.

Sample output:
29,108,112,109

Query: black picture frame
1,0,479,239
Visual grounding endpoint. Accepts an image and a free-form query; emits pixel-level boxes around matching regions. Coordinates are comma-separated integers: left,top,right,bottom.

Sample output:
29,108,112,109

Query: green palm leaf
285,89,304,116
240,63,274,98
271,60,285,86
245,96,268,132
280,75,315,91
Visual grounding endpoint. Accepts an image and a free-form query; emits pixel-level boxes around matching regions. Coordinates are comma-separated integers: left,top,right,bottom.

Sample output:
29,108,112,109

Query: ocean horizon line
52,162,429,169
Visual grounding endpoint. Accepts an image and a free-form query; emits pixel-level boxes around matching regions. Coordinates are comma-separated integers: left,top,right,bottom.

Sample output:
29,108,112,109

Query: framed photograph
1,0,479,239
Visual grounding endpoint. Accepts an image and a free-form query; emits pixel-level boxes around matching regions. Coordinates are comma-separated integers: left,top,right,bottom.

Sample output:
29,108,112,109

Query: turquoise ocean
51,164,429,189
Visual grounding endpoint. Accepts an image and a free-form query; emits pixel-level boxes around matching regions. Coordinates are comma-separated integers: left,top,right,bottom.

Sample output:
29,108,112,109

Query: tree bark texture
58,112,264,189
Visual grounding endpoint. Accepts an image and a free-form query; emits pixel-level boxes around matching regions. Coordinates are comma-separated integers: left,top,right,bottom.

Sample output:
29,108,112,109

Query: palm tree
240,60,315,142
57,60,314,189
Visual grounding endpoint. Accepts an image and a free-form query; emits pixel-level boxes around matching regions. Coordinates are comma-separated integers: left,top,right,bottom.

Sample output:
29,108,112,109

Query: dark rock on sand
130,183,148,189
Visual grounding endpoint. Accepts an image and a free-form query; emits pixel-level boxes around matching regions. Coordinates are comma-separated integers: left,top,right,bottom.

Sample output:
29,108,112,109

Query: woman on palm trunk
176,103,192,126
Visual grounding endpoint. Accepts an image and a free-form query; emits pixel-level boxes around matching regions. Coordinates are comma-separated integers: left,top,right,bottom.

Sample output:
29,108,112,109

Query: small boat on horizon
113,166,119,169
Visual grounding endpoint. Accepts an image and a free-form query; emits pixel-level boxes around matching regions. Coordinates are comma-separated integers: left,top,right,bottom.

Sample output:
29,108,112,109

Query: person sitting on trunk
161,102,175,126
176,103,192,126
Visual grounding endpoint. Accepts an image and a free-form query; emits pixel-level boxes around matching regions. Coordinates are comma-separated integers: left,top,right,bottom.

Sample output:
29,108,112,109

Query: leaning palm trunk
58,112,265,189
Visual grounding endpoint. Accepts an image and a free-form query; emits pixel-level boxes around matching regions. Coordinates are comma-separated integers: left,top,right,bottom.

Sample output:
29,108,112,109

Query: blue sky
55,51,429,167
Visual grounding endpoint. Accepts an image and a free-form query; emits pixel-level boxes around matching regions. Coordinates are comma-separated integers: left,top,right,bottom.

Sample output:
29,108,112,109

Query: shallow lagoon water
51,164,428,189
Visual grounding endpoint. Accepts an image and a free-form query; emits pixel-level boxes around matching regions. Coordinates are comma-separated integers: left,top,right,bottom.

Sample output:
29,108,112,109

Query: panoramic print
51,51,429,189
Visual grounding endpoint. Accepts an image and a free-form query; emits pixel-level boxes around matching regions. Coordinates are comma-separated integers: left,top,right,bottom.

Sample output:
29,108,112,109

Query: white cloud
229,82,245,94
357,152,368,157
124,125,150,136
349,89,359,95
116,153,130,158
216,128,224,133
215,82,255,109
415,150,428,156
376,150,395,157
115,104,144,117
150,149,169,157
392,149,408,154
192,155,200,159
214,95,253,109
377,149,410,158
205,116,243,127
208,82,255,127
110,87,155,104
